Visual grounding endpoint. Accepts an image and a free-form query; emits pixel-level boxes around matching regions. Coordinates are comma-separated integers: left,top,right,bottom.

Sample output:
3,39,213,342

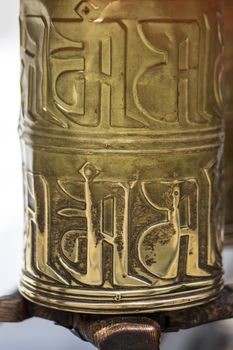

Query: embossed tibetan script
19,0,224,313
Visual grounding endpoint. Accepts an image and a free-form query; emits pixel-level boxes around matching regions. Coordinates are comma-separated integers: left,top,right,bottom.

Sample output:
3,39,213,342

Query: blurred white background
0,1,232,350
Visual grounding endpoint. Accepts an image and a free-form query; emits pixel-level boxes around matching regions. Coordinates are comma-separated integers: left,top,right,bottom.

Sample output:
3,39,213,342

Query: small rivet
114,294,122,302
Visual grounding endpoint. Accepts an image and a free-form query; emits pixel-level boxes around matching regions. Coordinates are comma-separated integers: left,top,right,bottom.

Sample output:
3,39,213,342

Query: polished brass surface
19,0,224,314
224,0,233,245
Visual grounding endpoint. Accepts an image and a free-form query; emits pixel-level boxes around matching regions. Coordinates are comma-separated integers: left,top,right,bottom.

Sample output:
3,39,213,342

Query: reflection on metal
19,0,224,314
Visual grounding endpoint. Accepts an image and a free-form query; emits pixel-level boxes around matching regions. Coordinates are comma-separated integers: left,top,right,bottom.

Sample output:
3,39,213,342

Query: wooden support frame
1,286,233,350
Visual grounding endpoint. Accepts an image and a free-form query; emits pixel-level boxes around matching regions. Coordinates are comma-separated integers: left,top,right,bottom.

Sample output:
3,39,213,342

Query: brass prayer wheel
224,0,233,245
19,0,224,314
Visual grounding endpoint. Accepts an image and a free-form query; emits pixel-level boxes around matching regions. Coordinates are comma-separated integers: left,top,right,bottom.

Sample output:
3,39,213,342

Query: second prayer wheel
19,0,224,313
224,0,233,245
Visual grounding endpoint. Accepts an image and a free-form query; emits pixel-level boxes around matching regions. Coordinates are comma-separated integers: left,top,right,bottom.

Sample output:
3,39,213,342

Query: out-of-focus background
0,1,232,349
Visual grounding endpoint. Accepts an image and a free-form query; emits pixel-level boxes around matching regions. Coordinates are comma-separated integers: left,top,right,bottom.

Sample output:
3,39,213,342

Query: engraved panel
22,157,222,289
20,0,223,133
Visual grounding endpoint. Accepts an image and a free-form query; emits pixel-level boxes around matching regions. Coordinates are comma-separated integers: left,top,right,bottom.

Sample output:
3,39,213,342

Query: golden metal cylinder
224,0,233,245
19,0,224,314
